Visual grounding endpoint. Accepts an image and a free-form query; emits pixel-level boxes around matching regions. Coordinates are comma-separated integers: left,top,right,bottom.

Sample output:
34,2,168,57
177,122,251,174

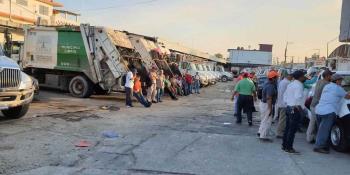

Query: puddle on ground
40,112,101,122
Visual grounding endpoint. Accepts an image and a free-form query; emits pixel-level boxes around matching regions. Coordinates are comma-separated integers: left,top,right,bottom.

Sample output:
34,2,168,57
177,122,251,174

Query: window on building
39,5,49,16
16,0,28,6
67,14,77,22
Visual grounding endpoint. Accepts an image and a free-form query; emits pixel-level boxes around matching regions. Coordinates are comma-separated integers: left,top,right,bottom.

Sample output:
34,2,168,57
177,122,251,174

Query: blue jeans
282,106,302,150
194,80,200,93
315,113,336,149
156,88,164,102
188,84,193,94
133,92,150,107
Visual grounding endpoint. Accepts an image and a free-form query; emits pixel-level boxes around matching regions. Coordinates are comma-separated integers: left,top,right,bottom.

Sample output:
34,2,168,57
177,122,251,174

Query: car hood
0,56,20,69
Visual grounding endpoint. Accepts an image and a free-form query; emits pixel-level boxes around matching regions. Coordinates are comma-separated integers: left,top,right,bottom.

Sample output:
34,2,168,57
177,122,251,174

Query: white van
179,61,209,86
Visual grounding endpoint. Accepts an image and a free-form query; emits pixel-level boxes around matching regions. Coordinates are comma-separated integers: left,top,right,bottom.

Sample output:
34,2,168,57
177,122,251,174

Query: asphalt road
0,83,349,175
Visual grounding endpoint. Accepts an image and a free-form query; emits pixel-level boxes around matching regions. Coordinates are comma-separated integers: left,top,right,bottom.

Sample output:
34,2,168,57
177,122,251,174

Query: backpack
122,74,127,86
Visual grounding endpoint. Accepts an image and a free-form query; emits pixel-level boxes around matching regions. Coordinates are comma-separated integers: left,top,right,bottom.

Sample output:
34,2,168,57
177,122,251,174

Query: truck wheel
69,76,94,98
222,76,228,82
2,104,30,119
330,121,349,152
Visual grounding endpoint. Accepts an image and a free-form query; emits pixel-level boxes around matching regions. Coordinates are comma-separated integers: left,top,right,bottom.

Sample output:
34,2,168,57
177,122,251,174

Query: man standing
185,71,193,94
282,70,306,153
314,74,350,154
125,69,137,108
156,70,165,103
276,74,293,138
147,67,158,103
307,70,333,143
194,72,201,94
232,73,256,126
258,71,278,141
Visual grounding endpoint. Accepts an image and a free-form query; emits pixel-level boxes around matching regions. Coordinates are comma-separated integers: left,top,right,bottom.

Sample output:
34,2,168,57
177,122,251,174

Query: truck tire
330,121,349,152
221,76,228,82
2,104,30,119
69,76,94,98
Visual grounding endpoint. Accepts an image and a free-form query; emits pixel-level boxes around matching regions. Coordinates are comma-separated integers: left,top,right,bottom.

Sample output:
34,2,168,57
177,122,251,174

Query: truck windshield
201,65,207,71
190,63,197,71
196,64,203,71
341,75,350,91
0,45,4,56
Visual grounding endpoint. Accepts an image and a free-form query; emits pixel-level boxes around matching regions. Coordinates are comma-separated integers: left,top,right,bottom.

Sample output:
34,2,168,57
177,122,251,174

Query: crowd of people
124,67,201,108
232,68,350,154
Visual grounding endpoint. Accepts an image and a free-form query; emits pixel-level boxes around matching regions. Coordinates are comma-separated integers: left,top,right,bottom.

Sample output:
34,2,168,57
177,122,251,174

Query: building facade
228,44,273,67
0,0,80,44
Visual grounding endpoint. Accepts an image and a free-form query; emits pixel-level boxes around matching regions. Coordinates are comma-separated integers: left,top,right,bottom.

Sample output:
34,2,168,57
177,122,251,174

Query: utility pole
284,42,293,67
9,0,12,21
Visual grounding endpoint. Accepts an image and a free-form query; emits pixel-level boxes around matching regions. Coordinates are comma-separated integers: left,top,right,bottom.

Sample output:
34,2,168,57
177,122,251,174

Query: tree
215,53,223,58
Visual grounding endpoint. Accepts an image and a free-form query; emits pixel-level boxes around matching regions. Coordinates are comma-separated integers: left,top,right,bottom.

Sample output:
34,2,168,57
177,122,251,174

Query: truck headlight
19,72,33,90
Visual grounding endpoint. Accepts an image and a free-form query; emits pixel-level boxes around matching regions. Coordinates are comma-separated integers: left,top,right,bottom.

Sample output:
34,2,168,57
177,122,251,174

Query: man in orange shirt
134,75,151,108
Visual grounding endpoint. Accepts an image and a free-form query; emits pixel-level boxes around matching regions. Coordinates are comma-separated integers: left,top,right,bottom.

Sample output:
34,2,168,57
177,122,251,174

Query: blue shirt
315,83,347,115
262,81,277,104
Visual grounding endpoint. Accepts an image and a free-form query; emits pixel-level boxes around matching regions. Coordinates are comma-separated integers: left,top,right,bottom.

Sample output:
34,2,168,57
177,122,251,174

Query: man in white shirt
282,70,306,154
276,74,293,138
125,69,137,108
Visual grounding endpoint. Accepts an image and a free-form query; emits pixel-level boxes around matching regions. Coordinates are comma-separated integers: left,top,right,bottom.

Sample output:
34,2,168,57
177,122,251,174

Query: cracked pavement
0,83,350,175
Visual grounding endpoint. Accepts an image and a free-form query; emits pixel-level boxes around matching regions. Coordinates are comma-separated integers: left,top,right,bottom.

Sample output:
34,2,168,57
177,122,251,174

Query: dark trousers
188,83,193,94
236,94,253,123
125,87,133,106
282,106,302,150
165,87,177,100
134,92,151,107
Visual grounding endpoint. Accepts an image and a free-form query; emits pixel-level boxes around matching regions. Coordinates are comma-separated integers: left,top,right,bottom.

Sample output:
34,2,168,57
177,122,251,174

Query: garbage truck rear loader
21,24,128,98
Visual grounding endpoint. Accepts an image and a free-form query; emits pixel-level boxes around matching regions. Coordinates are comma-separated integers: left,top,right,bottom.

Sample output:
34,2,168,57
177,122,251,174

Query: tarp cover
340,0,350,42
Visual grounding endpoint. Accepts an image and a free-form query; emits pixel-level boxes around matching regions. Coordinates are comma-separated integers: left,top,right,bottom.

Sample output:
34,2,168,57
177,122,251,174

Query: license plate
0,105,8,110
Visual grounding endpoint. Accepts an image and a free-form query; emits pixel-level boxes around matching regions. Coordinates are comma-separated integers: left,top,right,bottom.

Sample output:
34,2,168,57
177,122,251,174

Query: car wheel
221,76,228,82
69,75,94,98
2,103,30,119
330,121,349,152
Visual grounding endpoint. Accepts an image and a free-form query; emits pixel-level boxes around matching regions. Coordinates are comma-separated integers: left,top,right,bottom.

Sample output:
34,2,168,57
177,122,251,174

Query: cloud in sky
58,0,342,62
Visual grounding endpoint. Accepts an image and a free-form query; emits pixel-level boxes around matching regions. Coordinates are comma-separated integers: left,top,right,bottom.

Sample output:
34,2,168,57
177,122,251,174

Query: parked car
0,46,35,119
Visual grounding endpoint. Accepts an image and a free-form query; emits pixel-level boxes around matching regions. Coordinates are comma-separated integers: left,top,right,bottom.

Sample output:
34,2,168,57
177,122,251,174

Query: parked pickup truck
0,47,34,119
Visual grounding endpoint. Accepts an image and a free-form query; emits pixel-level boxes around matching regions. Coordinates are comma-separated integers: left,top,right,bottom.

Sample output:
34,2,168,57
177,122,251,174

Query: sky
57,0,343,63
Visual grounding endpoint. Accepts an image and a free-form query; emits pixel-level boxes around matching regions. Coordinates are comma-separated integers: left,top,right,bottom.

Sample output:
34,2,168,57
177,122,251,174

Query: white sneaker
126,105,132,108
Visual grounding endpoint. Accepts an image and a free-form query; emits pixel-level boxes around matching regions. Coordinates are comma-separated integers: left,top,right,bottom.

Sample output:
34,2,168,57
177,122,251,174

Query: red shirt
185,74,193,84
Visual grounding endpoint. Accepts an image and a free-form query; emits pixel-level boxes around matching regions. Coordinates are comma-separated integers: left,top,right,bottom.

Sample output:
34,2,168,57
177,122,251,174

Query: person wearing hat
125,68,137,108
306,70,333,143
275,73,293,138
258,71,278,142
231,72,256,126
314,74,350,154
282,70,307,153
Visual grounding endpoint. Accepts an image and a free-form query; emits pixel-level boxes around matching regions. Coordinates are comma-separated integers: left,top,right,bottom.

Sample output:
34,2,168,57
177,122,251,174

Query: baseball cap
268,71,279,79
322,70,334,78
331,74,344,81
292,70,305,79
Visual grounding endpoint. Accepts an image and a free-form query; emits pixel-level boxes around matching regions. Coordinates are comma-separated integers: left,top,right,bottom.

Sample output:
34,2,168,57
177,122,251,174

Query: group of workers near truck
233,68,350,154
124,67,201,108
